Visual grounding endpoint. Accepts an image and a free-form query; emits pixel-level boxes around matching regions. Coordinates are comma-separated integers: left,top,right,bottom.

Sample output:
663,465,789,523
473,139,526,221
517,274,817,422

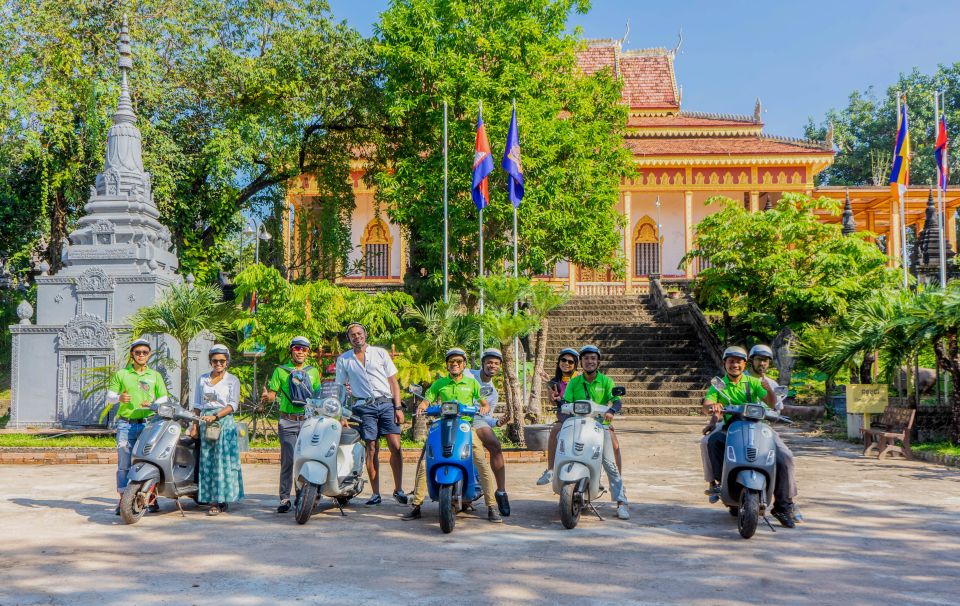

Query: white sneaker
616,504,630,520
536,469,553,486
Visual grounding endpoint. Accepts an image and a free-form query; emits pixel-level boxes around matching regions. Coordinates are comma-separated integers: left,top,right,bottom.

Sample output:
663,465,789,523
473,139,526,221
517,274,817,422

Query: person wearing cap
535,347,580,486
559,344,630,520
467,348,510,515
402,348,501,523
262,335,321,513
745,344,802,526
105,337,170,515
702,346,784,519
335,322,407,506
192,344,244,515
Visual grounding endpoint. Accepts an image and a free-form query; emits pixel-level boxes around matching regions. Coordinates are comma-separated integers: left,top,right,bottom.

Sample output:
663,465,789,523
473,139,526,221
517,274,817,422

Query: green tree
129,282,241,405
683,193,901,343
373,0,630,298
0,1,378,282
805,64,960,187
524,281,570,418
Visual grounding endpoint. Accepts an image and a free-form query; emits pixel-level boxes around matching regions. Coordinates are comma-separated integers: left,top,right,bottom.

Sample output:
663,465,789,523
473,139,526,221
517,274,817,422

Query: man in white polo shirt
336,322,407,506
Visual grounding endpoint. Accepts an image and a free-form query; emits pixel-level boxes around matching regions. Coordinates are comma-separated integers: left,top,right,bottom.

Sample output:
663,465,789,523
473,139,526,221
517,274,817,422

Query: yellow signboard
846,384,889,414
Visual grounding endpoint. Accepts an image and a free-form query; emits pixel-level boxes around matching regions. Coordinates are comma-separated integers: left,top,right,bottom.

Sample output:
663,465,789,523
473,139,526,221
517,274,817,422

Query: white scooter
292,382,366,525
552,386,626,529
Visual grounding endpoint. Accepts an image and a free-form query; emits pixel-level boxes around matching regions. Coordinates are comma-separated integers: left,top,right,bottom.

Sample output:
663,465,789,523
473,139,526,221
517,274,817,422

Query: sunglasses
559,358,576,364
131,350,150,356
291,345,309,352
210,358,228,365
447,359,465,366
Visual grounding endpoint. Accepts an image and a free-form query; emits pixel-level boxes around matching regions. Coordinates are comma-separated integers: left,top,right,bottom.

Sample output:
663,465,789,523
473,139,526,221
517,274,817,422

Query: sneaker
487,506,503,523
392,490,408,505
771,506,796,528
708,493,720,504
790,503,803,524
365,494,382,506
616,504,630,520
114,504,121,516
277,499,291,514
704,484,721,496
495,490,511,517
401,505,421,521
536,469,553,486
147,502,160,514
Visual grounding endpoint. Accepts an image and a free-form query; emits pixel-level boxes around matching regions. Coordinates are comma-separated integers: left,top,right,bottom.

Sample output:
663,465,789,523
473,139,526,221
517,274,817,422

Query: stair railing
649,278,723,371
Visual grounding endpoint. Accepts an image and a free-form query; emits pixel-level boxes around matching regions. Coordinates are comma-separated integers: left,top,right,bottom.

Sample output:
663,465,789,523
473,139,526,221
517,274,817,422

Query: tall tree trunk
859,352,875,384
47,189,68,273
527,320,549,421
180,341,190,408
501,340,526,448
932,334,960,443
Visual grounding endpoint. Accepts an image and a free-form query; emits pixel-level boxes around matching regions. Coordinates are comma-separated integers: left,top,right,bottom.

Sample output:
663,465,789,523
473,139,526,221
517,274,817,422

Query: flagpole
936,91,947,288
512,99,520,396
478,101,485,356
443,100,449,303
898,94,909,289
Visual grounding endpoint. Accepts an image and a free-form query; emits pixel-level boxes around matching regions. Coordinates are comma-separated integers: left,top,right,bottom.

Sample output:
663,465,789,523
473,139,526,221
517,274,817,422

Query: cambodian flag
472,108,494,211
501,106,524,208
889,99,910,197
936,115,949,193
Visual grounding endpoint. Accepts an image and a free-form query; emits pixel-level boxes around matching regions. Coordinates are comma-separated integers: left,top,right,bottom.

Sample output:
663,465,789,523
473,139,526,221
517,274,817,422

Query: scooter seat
339,427,361,445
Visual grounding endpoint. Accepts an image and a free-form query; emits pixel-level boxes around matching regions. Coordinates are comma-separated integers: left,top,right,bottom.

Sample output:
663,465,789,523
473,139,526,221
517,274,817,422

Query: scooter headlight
308,397,341,418
744,404,765,420
573,400,592,415
441,402,459,417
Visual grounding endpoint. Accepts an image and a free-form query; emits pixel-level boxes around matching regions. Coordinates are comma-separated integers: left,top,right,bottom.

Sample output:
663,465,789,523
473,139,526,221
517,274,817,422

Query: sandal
207,505,221,516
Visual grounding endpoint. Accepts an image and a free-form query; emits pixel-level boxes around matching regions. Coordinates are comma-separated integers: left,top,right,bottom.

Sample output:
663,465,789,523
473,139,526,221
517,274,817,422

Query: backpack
281,365,315,408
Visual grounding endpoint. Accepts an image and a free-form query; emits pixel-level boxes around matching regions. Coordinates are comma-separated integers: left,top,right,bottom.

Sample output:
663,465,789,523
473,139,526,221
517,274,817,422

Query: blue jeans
603,426,627,504
116,418,146,492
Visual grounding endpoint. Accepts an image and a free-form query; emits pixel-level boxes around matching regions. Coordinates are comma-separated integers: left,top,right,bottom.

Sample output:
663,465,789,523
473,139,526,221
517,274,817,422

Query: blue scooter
411,386,483,533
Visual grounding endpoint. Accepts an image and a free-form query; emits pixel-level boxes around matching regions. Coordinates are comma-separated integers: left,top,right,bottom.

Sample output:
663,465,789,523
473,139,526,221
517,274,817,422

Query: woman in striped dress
193,344,244,515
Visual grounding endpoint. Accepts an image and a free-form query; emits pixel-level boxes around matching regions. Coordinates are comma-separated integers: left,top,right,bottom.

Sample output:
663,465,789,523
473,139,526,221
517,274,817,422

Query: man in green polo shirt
402,348,501,523
561,345,629,520
106,338,170,515
261,335,322,513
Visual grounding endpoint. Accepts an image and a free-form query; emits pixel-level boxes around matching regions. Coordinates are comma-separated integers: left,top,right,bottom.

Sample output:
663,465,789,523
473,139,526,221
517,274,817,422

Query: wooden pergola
814,186,960,265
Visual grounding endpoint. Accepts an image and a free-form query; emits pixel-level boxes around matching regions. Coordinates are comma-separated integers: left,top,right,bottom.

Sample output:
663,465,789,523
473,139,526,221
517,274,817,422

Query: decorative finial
38,260,50,276
113,14,136,125
17,300,33,325
826,122,835,149
842,189,856,236
754,98,762,123
185,273,196,288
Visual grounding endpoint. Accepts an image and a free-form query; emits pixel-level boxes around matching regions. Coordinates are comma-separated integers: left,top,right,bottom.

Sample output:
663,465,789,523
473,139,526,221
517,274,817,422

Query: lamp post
243,220,273,266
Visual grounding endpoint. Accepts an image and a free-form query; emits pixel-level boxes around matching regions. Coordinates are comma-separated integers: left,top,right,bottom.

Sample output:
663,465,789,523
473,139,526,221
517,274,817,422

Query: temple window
634,216,660,277
361,217,392,278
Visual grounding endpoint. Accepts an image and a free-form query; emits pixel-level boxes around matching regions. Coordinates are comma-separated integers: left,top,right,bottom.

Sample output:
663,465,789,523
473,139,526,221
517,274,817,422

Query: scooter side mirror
408,384,423,396
710,377,726,392
612,386,626,397
774,386,788,399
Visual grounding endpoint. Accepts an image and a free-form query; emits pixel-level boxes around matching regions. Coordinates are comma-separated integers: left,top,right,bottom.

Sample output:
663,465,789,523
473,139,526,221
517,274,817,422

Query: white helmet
749,344,774,359
722,346,748,361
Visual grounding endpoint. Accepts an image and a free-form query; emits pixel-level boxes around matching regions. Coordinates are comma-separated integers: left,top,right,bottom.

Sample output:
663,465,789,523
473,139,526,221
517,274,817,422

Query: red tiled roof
626,137,832,156
619,54,677,109
576,45,617,77
628,113,758,128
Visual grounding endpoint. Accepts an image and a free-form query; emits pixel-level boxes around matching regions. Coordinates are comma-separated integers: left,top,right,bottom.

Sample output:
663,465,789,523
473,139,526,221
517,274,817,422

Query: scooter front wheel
559,482,582,529
295,482,319,525
439,485,456,534
119,481,147,525
738,489,760,539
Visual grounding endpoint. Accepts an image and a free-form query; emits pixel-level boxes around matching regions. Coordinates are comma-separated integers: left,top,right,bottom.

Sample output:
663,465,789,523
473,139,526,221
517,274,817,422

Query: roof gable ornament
826,122,835,149
754,98,762,123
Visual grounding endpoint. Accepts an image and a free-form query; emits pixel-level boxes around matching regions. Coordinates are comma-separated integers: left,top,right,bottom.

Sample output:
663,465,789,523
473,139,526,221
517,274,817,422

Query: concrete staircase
545,295,718,416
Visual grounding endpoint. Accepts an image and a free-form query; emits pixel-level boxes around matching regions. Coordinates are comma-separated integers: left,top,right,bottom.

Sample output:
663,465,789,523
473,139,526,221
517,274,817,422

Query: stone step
620,403,703,416
630,389,707,398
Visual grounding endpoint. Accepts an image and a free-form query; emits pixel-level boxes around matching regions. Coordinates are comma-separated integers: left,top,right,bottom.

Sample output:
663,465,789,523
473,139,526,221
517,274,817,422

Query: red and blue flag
889,98,910,197
936,114,949,192
472,108,494,211
501,107,524,208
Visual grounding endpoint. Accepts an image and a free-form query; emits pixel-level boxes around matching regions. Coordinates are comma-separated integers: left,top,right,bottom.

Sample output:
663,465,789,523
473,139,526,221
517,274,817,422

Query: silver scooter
553,386,626,529
120,403,201,524
292,382,366,525
711,378,790,539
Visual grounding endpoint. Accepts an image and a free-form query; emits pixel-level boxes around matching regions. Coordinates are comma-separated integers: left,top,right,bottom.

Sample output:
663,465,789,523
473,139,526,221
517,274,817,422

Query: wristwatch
394,405,404,411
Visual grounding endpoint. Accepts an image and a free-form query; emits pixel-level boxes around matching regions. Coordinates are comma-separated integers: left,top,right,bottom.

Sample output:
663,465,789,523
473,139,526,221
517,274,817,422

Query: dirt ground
1,417,958,606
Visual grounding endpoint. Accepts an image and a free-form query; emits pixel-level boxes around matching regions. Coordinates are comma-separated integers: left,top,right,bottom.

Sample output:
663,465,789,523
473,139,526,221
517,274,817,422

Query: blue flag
501,107,524,208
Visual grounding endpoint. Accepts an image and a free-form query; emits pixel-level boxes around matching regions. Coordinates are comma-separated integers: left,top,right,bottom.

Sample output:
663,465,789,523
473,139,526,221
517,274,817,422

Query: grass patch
0,434,115,448
914,441,960,457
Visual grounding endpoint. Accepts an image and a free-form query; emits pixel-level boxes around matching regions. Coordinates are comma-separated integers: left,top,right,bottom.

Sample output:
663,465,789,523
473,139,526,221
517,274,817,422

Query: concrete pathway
0,417,958,605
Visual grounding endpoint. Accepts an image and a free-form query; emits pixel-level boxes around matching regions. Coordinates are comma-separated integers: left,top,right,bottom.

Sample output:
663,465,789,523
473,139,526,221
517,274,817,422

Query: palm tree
524,281,570,419
129,281,241,406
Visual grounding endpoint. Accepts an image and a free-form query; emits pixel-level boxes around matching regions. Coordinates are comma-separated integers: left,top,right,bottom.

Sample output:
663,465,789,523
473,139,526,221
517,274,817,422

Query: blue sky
328,0,960,138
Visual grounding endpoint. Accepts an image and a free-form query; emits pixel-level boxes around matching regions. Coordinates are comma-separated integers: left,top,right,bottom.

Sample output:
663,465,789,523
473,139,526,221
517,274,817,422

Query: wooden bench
861,406,916,460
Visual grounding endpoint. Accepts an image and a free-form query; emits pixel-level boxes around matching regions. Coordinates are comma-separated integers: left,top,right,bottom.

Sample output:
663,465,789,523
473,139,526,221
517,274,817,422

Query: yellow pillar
888,203,901,268
623,191,633,293
568,263,576,293
684,191,694,278
398,228,407,281
749,190,759,213
947,208,957,252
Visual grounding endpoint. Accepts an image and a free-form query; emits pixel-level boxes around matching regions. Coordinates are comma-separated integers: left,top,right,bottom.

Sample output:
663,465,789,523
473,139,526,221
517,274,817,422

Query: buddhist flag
936,114,949,193
501,106,524,208
889,98,910,197
471,107,494,211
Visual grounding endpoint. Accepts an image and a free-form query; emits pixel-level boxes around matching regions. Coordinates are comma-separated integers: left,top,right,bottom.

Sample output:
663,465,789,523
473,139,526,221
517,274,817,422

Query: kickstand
762,514,776,533
335,500,347,517
586,501,605,521
174,497,186,518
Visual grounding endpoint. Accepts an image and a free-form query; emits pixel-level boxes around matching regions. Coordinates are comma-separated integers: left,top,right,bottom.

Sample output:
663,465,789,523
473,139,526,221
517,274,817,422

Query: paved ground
1,417,958,606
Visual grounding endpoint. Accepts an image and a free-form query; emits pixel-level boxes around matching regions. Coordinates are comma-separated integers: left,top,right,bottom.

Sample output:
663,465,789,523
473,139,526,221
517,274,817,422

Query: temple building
283,38,960,292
